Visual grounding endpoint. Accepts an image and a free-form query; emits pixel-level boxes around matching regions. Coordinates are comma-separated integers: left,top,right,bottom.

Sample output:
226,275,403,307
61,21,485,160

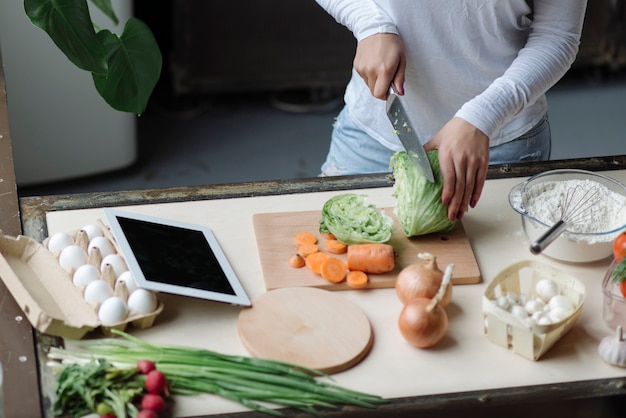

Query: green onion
48,330,387,417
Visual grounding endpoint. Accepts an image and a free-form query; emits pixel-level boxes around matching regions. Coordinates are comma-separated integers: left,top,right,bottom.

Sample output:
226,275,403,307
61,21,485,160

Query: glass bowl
509,169,626,263
602,259,626,330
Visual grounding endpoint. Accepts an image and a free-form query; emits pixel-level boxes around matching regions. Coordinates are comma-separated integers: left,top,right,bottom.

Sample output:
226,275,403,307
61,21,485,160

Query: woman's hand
353,33,406,99
425,118,490,221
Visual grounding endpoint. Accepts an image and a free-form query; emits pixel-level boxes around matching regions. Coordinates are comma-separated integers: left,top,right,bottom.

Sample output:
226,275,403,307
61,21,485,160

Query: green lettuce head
389,150,456,237
319,193,394,244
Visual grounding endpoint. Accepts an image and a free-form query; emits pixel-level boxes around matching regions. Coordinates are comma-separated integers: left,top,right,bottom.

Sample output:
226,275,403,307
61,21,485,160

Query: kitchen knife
386,87,435,183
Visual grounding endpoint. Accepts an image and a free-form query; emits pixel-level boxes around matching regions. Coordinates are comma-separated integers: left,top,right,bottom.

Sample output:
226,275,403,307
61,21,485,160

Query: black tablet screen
116,216,236,295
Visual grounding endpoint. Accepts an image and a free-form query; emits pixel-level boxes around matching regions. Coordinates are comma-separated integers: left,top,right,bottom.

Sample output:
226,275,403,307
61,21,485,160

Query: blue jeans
320,108,551,176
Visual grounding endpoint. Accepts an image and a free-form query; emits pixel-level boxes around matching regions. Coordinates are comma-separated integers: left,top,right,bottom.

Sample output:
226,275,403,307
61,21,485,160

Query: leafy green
389,150,456,236
52,359,143,418
93,19,162,113
48,330,388,417
611,258,626,283
24,0,162,114
319,193,394,244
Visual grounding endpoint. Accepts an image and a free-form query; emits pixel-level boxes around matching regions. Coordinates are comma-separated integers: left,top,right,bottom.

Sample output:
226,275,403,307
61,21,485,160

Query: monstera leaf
24,0,161,114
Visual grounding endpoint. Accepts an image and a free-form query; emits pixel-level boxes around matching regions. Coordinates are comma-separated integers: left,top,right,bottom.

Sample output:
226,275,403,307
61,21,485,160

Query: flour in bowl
522,178,626,241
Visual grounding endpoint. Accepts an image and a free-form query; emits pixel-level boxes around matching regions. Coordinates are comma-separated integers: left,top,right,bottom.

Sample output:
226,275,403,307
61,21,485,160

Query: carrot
346,270,369,289
297,242,319,258
305,252,330,275
346,243,395,274
321,232,336,241
325,239,347,255
295,232,318,246
320,257,347,283
288,254,306,268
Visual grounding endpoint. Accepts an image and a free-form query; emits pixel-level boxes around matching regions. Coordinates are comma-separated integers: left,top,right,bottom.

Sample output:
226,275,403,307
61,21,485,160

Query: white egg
84,280,114,304
537,316,552,325
81,224,104,241
524,298,545,315
101,254,128,278
548,306,572,323
127,289,158,314
88,236,116,258
495,295,510,310
532,310,545,321
116,271,138,294
73,264,100,287
506,291,519,304
98,296,128,325
48,232,74,253
535,279,560,302
510,304,528,319
548,294,575,312
59,245,88,271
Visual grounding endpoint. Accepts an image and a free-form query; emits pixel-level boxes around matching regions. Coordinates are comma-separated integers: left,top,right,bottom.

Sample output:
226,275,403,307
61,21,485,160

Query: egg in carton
38,220,164,338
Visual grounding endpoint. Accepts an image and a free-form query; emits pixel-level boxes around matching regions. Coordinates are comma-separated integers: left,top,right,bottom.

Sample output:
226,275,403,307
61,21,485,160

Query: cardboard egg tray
0,220,163,339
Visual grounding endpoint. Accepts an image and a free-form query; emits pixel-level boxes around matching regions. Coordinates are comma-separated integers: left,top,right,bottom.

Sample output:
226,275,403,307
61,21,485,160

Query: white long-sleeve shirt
315,0,587,149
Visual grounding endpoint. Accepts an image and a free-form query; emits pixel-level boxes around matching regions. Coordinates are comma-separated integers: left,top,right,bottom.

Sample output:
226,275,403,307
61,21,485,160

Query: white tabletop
45,172,626,417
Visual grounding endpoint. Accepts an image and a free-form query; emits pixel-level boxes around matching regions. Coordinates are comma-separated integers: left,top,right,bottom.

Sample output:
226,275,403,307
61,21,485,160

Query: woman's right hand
353,33,406,99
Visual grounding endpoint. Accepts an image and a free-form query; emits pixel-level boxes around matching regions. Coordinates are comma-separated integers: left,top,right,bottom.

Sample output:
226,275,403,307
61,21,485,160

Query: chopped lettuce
389,150,456,236
319,193,394,244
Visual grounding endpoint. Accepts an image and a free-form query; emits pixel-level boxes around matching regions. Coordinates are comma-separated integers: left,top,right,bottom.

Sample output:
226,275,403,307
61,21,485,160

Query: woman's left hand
425,117,490,221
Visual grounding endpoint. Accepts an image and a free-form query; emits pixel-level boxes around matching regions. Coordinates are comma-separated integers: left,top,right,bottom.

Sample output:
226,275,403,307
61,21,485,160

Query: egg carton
482,260,585,361
0,221,163,340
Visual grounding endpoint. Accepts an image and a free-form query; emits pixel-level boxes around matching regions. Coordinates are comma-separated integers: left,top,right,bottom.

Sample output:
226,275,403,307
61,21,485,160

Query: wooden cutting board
253,209,481,291
237,287,373,374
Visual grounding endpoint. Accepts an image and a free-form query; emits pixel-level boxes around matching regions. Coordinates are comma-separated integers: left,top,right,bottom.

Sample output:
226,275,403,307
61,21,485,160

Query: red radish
145,369,169,395
137,410,159,418
398,264,454,348
100,414,116,418
141,393,165,412
136,360,156,374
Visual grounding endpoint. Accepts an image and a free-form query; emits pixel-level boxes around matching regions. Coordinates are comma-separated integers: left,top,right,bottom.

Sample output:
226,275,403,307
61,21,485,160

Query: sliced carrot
305,251,330,275
288,254,306,268
297,242,319,258
321,232,336,241
295,232,318,246
325,239,348,255
346,243,395,274
346,270,369,289
320,257,347,283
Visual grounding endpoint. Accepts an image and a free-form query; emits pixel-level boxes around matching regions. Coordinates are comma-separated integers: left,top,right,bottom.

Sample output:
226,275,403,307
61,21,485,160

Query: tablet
103,208,251,306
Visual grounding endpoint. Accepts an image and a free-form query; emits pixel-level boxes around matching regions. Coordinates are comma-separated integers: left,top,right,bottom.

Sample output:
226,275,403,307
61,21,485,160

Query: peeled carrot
325,239,348,255
321,232,336,241
305,252,331,275
297,242,319,258
288,254,306,268
320,257,347,283
295,232,318,246
346,243,395,274
347,270,369,289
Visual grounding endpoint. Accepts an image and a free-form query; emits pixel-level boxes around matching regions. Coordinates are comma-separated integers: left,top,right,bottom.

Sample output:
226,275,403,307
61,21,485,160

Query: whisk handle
530,219,568,255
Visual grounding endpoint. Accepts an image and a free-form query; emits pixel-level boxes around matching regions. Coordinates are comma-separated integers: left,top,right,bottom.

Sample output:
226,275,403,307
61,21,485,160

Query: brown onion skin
396,264,452,308
398,297,448,348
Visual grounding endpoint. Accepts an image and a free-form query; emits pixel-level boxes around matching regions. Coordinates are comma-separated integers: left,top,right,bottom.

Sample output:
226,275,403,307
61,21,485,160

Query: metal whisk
530,185,600,255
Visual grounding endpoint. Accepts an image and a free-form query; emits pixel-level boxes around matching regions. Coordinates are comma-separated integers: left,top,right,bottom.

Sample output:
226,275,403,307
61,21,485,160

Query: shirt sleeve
455,0,588,138
315,0,398,41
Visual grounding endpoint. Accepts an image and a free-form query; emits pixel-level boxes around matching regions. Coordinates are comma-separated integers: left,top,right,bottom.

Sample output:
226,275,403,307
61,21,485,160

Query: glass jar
602,259,626,329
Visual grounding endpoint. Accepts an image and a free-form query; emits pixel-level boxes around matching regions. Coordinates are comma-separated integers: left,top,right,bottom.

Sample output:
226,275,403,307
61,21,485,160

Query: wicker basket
482,260,586,361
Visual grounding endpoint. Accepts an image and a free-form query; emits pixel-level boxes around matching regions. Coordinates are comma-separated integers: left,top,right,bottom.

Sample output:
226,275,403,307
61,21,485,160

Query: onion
395,252,452,307
398,264,454,348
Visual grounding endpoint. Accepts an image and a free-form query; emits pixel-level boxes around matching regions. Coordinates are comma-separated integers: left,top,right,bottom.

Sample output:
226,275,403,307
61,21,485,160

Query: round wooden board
237,287,373,374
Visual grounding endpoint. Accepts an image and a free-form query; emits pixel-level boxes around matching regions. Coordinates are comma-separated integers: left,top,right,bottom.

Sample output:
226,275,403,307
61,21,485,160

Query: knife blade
386,88,435,183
